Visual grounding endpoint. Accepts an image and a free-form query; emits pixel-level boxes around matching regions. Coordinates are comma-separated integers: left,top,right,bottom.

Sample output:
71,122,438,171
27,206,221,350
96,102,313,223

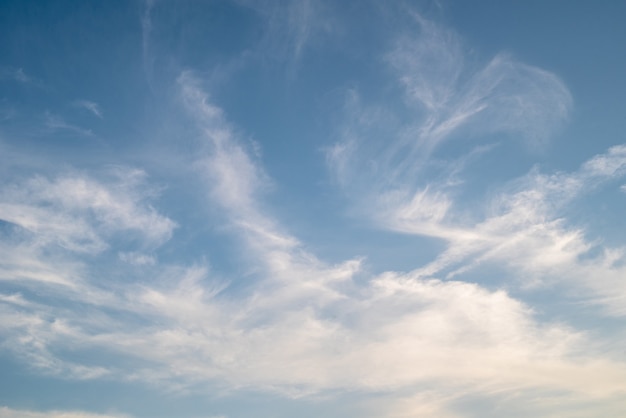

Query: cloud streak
0,67,38,85
236,0,331,72
0,407,129,418
74,100,103,119
0,168,176,254
386,145,626,315
44,112,94,137
329,14,572,201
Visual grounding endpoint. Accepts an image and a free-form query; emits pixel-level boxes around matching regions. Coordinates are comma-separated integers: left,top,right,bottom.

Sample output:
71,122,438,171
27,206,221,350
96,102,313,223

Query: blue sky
1,1,626,417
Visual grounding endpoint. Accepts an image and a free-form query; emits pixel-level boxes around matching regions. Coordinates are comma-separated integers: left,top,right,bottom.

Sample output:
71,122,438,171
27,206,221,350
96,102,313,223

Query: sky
0,1,625,417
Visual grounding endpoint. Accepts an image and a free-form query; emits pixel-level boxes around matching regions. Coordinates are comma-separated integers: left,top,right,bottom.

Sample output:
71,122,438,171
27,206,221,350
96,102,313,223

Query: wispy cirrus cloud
0,165,177,375
387,14,571,150
74,100,103,119
0,67,36,85
0,168,176,254
236,0,332,71
326,14,626,316
2,75,623,418
3,221,622,409
329,14,572,200
44,112,94,137
0,165,177,342
0,33,624,416
118,252,156,266
1,2,624,418
382,145,626,315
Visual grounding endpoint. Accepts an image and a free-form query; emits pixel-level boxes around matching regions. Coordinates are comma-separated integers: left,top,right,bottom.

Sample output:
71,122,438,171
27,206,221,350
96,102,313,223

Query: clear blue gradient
1,1,625,417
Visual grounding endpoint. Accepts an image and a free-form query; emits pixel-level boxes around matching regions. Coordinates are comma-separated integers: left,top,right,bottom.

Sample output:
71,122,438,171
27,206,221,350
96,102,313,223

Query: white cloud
0,67,36,85
0,407,129,418
0,241,82,287
399,146,626,315
365,392,461,418
0,166,176,335
0,202,105,254
3,78,623,418
177,71,296,260
329,15,572,231
44,112,94,137
0,4,623,418
388,14,464,113
386,14,572,154
3,246,623,411
12,68,30,83
236,0,331,70
582,144,626,177
74,100,103,119
327,15,626,318
118,252,156,266
0,69,624,418
0,169,176,253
